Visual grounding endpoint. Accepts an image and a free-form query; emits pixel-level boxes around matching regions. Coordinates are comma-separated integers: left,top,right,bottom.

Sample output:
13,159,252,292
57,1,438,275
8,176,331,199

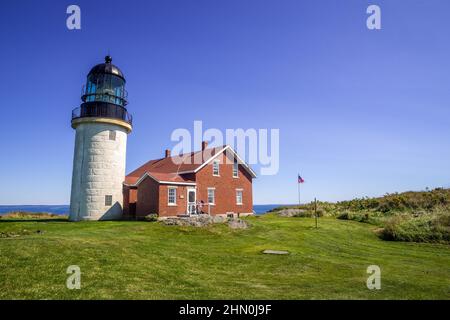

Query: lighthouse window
105,195,113,206
114,87,122,104
109,130,116,141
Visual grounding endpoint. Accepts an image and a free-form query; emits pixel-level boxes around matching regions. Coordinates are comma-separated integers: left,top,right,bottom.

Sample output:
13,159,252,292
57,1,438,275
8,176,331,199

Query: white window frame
236,189,243,205
207,188,215,205
168,187,177,206
212,160,220,176
233,159,239,178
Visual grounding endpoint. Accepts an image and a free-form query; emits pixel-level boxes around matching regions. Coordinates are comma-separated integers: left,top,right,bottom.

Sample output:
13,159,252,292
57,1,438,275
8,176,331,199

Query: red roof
125,146,227,185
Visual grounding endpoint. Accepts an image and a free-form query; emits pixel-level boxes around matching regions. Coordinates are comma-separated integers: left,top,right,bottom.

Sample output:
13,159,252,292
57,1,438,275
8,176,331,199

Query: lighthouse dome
88,55,125,81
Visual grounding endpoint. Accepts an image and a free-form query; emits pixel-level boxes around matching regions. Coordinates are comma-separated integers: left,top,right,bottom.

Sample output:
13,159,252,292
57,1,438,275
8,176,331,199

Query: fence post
314,198,318,229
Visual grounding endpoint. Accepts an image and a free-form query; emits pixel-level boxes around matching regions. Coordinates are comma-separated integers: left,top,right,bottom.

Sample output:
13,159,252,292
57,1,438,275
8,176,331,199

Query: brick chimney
202,141,208,151
165,149,171,158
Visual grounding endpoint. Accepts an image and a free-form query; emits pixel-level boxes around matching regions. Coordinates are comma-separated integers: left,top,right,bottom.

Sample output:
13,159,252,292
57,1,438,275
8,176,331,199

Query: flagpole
298,174,301,206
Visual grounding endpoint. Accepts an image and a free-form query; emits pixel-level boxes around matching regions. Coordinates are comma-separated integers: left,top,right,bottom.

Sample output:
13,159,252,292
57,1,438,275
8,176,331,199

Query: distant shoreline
0,204,286,215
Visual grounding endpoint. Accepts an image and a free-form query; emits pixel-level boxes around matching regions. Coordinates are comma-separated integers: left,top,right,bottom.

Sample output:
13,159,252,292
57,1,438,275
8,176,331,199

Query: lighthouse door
187,188,196,215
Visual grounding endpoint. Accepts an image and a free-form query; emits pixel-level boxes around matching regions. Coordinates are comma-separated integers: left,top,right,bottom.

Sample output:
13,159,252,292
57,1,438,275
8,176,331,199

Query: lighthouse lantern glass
85,73,126,106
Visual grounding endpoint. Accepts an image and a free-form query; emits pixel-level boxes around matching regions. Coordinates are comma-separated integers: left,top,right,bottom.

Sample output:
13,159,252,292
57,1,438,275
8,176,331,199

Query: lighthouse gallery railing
71,104,133,125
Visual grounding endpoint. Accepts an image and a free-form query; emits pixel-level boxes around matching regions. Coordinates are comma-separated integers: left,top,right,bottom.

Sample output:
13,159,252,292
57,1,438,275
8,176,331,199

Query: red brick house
123,142,256,218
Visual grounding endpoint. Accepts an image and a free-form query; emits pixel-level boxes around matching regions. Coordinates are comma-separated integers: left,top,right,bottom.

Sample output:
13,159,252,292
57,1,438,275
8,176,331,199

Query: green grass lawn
0,214,449,299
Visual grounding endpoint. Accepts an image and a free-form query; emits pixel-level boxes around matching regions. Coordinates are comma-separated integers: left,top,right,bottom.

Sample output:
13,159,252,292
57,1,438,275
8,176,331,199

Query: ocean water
0,204,282,216
0,205,70,215
252,204,282,214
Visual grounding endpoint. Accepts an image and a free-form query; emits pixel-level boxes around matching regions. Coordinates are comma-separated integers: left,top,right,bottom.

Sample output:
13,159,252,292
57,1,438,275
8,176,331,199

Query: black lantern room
72,56,132,124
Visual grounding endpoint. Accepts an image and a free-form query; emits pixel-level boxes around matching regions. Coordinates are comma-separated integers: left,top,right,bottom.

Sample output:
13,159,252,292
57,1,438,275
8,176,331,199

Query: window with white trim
207,188,215,205
233,159,239,178
168,187,177,205
212,160,220,176
236,190,243,205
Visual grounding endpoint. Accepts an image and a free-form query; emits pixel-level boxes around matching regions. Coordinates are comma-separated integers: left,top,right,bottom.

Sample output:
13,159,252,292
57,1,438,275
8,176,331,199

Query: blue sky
0,0,449,205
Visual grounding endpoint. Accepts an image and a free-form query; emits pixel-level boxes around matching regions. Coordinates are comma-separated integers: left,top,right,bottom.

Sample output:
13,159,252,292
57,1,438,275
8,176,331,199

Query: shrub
144,214,158,222
292,210,313,218
315,208,325,217
336,211,383,225
379,211,450,243
336,211,350,220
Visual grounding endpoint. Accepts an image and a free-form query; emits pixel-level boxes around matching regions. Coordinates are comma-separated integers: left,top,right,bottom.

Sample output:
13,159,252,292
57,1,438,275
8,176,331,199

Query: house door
187,188,196,215
129,202,136,218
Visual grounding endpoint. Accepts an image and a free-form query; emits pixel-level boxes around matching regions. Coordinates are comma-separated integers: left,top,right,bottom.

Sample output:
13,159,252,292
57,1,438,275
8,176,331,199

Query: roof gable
125,145,256,186
184,145,257,177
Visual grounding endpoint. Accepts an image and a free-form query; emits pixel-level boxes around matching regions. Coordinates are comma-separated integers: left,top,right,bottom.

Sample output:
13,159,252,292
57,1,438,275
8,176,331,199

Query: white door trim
187,187,197,215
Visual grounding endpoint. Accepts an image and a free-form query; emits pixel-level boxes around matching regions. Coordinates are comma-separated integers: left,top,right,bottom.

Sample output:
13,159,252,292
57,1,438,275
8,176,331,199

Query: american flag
298,174,305,184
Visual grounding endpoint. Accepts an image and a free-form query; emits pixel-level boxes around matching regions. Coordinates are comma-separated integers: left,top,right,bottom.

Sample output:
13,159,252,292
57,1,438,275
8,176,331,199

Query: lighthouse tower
69,56,132,221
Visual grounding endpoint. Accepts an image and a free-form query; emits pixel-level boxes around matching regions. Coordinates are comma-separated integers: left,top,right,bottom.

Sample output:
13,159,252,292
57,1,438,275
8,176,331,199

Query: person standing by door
196,200,205,215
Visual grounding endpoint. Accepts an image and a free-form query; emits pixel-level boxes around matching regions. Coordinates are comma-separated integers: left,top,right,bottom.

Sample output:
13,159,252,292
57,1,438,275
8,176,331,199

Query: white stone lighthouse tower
69,56,132,221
